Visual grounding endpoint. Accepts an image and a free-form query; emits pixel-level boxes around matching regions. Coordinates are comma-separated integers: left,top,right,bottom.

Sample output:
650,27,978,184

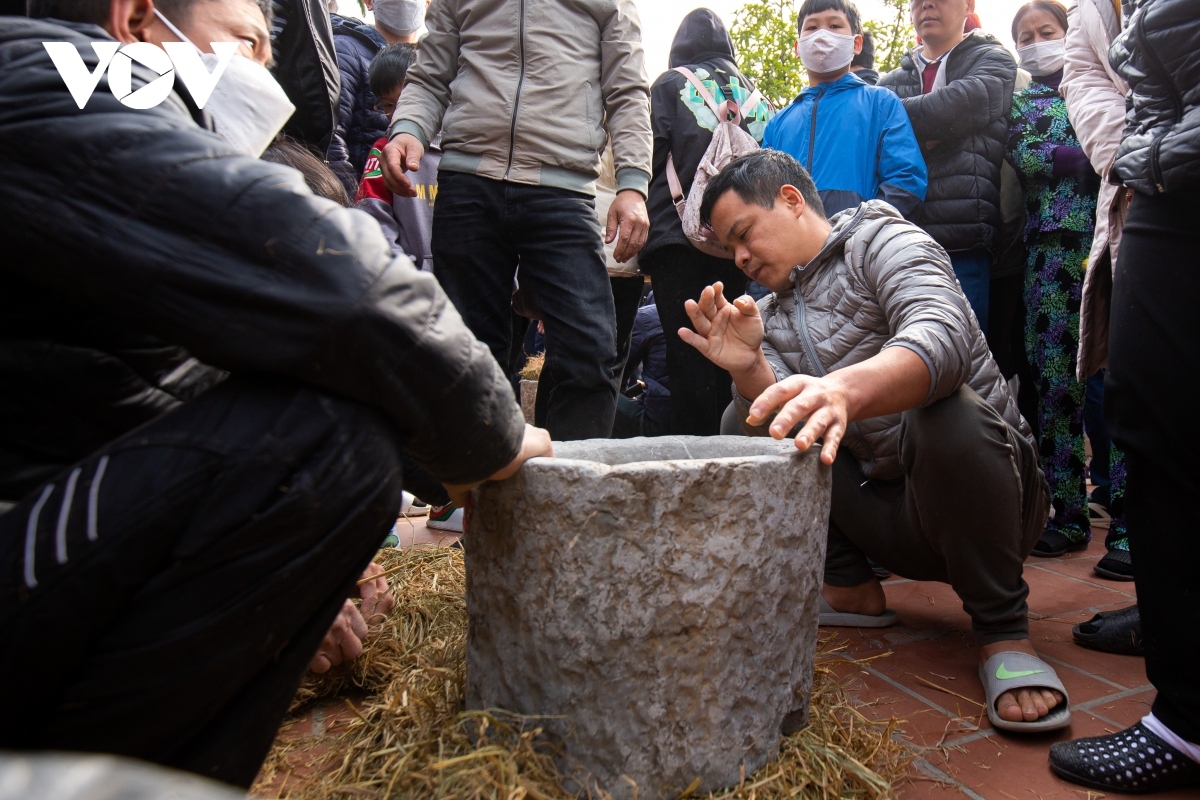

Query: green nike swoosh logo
996,663,1047,680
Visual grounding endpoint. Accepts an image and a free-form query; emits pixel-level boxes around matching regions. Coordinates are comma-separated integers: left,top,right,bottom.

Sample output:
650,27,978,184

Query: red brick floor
829,524,1196,800
266,518,1196,800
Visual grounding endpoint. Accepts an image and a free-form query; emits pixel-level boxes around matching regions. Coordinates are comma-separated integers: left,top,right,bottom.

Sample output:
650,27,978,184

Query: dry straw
254,546,912,800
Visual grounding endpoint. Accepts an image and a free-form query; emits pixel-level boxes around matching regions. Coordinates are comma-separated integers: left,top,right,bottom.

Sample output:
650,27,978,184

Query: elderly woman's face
1015,7,1065,47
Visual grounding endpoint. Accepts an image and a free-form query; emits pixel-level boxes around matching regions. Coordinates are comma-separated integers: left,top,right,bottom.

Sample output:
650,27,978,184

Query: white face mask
797,29,857,74
154,9,295,156
1017,39,1065,77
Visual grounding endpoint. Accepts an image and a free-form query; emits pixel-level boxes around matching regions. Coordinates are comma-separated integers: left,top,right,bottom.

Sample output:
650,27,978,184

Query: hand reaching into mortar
442,423,554,507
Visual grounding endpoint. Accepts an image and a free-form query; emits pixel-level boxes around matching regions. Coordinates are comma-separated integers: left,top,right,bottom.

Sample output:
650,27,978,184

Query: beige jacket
1061,0,1129,379
734,202,1031,480
390,0,652,198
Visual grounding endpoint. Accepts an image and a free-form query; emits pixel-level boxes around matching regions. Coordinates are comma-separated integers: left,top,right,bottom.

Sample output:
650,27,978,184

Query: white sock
1142,713,1200,764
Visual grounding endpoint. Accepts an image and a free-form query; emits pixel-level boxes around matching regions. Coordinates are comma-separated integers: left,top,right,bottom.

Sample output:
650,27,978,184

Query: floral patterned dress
1006,76,1127,550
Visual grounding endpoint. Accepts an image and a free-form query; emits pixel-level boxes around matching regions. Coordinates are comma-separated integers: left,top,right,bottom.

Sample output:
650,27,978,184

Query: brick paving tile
1024,566,1135,619
1029,620,1150,690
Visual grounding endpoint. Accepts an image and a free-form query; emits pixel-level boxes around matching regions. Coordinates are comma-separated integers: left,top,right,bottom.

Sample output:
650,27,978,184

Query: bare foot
822,578,886,616
980,639,1064,723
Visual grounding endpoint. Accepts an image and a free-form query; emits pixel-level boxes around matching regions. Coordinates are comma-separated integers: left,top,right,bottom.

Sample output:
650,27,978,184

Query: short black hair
796,0,862,35
262,136,350,207
27,0,109,23
700,150,825,227
28,0,272,29
368,42,416,99
852,27,874,70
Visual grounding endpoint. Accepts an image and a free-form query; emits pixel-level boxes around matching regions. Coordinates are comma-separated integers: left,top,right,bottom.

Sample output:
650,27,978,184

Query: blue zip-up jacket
763,73,927,219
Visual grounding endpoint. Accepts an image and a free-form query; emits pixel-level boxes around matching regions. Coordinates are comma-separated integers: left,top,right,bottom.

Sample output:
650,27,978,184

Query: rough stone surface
467,436,831,799
519,380,537,424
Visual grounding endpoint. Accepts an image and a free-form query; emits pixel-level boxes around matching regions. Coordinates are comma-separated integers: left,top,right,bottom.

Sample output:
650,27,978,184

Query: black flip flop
1073,604,1142,656
1095,547,1134,581
1031,528,1089,558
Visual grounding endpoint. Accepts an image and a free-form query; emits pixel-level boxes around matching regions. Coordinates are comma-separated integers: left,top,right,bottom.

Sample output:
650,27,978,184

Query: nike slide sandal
818,596,898,628
978,651,1071,732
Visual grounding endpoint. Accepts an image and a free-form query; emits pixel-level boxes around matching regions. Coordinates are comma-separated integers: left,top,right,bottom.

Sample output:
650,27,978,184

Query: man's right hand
381,133,425,197
442,423,554,506
677,282,766,375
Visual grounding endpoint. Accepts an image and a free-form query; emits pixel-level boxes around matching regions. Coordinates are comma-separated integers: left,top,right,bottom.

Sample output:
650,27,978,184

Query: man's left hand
606,189,649,263
748,374,850,465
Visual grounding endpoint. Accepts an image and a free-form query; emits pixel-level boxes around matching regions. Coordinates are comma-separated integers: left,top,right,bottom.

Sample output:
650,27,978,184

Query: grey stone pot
467,436,831,799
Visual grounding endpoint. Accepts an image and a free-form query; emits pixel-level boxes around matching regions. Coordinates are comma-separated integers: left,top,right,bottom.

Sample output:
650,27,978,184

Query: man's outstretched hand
309,562,396,675
442,423,554,507
606,190,649,263
746,346,931,464
678,282,766,376
747,374,851,465
380,132,425,197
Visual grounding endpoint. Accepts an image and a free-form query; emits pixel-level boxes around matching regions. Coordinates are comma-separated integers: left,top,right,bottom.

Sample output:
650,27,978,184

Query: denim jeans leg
949,247,992,334
511,185,618,440
429,172,520,369
1083,370,1112,499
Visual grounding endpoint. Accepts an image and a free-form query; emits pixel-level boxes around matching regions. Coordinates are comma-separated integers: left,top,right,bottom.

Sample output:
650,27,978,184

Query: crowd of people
0,0,1196,794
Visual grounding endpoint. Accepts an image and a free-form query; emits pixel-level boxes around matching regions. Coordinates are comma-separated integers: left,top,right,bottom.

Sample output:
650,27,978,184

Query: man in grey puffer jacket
685,151,1065,731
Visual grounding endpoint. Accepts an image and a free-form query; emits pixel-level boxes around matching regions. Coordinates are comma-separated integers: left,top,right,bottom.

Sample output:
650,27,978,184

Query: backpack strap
738,88,765,120
673,66,725,118
666,154,686,217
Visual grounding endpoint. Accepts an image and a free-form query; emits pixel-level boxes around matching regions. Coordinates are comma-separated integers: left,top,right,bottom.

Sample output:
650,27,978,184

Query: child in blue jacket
764,0,927,218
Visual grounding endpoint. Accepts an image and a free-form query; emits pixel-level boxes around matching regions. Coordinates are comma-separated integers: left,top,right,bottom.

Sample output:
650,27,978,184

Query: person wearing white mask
762,0,926,220
1003,0,1131,578
4,0,552,786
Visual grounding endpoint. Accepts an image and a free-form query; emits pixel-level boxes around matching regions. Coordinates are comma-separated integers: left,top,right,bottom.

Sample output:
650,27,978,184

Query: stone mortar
467,436,831,799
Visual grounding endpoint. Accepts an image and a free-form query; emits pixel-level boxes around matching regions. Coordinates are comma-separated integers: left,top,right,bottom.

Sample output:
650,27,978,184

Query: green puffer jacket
390,0,652,197
734,201,1033,480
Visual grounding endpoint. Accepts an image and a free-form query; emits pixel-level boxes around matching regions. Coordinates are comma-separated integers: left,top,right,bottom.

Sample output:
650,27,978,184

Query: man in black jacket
878,0,1016,334
0,0,548,787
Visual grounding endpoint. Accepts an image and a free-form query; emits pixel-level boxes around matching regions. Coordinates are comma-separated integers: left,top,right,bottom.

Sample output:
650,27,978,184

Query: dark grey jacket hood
668,8,735,68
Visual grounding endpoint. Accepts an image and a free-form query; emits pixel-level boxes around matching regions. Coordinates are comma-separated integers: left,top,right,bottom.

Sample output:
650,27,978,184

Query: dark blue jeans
431,172,619,440
949,247,992,334
1083,370,1111,502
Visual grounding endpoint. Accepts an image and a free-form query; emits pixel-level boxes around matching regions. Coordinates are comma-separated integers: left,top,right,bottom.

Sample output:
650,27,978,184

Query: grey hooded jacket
390,0,652,197
734,201,1032,480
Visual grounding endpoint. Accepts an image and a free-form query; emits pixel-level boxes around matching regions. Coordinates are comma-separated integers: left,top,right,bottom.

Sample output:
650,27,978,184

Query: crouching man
683,150,1065,733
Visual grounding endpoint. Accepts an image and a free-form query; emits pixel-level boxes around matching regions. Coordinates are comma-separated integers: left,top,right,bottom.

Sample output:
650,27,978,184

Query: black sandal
1072,604,1142,655
1031,528,1089,558
1049,722,1200,793
1096,547,1134,581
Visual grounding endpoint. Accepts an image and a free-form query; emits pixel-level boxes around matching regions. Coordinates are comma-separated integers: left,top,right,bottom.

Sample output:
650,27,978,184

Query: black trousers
641,244,748,435
823,387,1048,644
432,171,619,440
535,275,644,437
1106,190,1200,743
0,377,402,786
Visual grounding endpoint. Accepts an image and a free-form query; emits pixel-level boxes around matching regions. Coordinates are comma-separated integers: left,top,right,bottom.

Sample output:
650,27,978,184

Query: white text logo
43,41,238,110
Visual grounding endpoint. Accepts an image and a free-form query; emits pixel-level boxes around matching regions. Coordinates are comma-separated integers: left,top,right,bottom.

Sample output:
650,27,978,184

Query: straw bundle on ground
254,546,912,800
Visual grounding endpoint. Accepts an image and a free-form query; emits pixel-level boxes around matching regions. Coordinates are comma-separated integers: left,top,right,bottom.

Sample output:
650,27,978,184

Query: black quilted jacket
878,32,1016,253
0,17,523,500
1109,0,1200,194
